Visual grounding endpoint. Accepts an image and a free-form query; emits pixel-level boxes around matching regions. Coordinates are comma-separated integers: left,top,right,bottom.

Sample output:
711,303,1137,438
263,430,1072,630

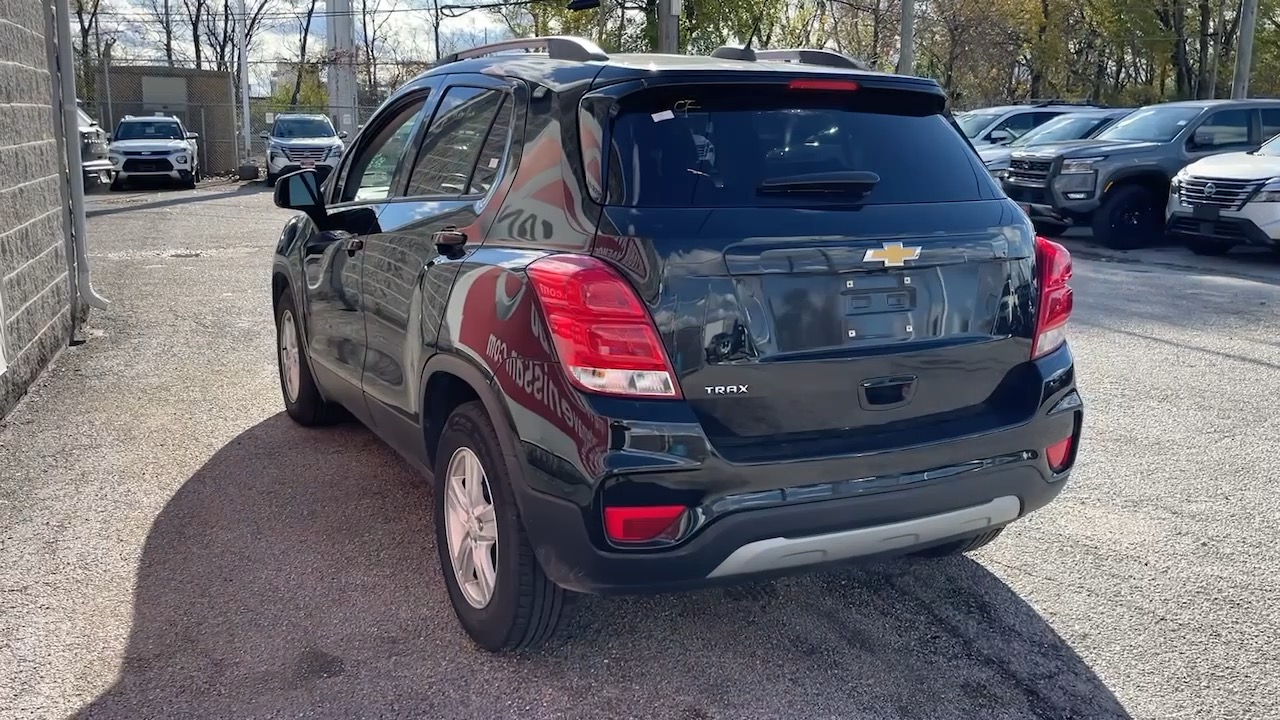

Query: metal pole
102,44,114,130
657,0,679,53
228,70,240,164
236,0,251,160
896,0,915,76
55,0,109,311
1232,0,1259,99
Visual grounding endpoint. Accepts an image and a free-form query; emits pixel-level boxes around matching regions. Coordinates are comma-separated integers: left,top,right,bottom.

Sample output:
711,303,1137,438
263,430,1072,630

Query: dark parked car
269,37,1083,652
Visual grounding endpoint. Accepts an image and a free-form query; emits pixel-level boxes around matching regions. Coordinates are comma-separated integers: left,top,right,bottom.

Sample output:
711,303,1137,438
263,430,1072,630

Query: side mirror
338,130,349,139
186,132,199,140
987,129,1012,145
274,169,326,220
1191,128,1214,148
259,131,270,139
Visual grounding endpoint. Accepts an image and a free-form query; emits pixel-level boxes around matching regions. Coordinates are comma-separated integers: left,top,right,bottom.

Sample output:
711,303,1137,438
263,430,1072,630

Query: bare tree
357,0,398,97
144,0,179,65
182,0,208,68
291,0,320,106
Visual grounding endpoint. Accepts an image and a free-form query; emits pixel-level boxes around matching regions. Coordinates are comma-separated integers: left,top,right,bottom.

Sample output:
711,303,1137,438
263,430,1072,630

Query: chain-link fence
81,63,241,175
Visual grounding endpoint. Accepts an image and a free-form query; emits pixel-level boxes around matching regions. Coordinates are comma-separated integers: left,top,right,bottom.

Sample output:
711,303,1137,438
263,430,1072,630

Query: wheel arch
1102,169,1171,202
420,352,530,500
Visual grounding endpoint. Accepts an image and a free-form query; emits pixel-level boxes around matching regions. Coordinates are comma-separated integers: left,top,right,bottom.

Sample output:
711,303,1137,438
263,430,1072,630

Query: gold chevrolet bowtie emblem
862,242,922,267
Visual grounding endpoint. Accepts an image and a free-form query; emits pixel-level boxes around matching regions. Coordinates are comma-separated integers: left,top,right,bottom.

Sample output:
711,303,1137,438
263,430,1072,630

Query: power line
93,0,551,20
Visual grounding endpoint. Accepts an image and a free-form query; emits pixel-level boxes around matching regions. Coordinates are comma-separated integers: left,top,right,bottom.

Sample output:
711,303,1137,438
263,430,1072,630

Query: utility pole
236,0,251,163
326,0,358,134
1232,0,1259,98
657,0,680,54
896,0,915,75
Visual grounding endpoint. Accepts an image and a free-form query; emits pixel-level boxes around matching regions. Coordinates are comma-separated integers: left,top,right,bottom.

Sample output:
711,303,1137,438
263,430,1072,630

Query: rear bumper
518,461,1070,594
514,347,1083,595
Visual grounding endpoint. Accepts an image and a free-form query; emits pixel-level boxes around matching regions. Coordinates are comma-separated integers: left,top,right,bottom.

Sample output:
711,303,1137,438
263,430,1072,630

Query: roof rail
1019,98,1104,108
438,35,609,65
711,46,869,71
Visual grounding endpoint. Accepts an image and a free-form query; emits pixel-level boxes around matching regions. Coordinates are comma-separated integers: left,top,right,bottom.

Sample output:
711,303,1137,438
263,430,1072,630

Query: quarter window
1261,109,1280,142
406,87,508,197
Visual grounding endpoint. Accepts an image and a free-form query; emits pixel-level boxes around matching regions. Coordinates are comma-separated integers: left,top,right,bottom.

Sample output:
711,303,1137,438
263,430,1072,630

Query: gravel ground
2,184,1277,720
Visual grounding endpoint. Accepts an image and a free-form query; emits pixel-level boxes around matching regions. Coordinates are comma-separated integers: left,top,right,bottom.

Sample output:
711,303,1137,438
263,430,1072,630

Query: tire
266,172,278,187
435,400,570,652
913,527,1005,559
109,177,125,192
1186,237,1232,256
1091,184,1160,250
274,287,343,426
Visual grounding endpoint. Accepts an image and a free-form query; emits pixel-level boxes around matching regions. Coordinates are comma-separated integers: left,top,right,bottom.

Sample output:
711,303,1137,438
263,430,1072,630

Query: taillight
788,78,860,92
1046,436,1074,473
604,505,688,544
1032,236,1073,359
525,254,681,398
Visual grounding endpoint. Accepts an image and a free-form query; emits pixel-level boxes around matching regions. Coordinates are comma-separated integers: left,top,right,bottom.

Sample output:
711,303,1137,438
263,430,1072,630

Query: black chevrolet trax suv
270,37,1083,653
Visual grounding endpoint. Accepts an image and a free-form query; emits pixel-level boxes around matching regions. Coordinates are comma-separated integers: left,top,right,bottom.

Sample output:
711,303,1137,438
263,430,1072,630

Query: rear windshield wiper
756,171,881,196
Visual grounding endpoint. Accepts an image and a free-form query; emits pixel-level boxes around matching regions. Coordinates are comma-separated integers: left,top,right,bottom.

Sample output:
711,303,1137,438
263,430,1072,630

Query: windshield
1011,114,1110,146
603,85,984,207
76,108,96,127
1257,133,1280,157
272,117,336,138
114,120,183,140
1096,106,1201,142
955,112,1004,138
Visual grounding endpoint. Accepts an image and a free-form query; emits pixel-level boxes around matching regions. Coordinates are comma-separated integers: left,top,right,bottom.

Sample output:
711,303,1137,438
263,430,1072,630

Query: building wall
0,0,75,417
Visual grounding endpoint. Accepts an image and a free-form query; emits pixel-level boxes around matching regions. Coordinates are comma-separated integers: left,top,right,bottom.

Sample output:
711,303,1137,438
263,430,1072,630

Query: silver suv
956,102,1107,146
262,113,347,186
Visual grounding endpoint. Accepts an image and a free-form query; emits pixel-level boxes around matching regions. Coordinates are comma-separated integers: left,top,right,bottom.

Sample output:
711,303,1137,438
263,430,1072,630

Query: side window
405,87,506,197
1193,109,1251,148
994,112,1035,138
1261,109,1280,142
1029,112,1063,129
335,95,428,204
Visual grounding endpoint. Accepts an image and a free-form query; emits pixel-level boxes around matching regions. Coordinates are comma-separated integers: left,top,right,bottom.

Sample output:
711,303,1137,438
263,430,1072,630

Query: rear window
600,84,985,207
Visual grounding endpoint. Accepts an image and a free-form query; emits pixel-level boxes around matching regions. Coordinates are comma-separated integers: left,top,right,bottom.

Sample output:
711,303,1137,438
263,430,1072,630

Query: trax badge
863,242,921,268
705,385,749,395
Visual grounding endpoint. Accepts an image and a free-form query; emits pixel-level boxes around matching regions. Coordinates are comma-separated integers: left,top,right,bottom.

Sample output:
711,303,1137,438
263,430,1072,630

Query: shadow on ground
86,181,269,219
76,414,1130,720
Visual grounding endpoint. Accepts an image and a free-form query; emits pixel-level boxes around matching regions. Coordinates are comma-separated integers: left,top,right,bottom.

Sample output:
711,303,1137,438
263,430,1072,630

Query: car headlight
1061,156,1105,174
1253,178,1280,202
328,145,343,159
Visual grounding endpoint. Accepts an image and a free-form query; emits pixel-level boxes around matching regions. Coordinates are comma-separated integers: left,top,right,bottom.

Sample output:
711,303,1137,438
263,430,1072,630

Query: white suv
1167,131,1280,256
108,115,200,190
261,114,346,186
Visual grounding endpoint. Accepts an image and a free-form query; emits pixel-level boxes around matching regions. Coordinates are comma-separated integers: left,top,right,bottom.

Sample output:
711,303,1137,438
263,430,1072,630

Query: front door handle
342,237,364,256
433,227,467,254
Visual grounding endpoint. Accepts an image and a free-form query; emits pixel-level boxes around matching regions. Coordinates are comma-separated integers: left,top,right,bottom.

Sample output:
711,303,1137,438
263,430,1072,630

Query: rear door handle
433,227,467,255
342,237,364,256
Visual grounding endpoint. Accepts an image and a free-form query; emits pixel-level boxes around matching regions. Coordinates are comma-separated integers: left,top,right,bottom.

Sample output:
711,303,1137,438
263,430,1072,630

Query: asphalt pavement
2,183,1278,720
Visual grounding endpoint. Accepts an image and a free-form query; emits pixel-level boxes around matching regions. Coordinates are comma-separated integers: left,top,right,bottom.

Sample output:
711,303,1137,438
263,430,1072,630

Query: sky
104,0,512,95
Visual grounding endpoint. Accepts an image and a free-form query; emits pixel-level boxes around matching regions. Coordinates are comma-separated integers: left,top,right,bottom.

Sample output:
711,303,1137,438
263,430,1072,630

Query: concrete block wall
0,0,75,417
